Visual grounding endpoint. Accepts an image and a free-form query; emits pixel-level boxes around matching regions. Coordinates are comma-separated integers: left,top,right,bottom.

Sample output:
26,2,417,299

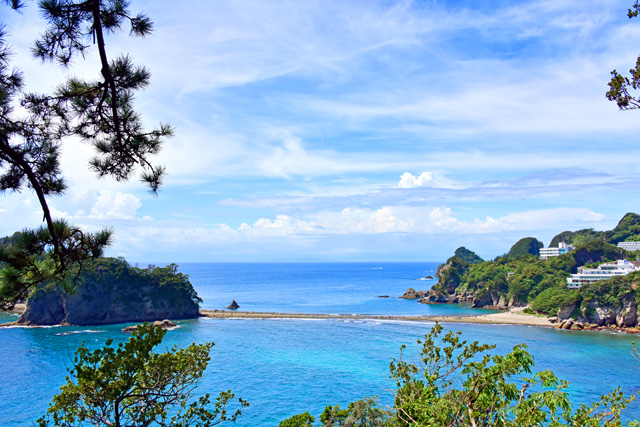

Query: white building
617,241,640,251
540,242,573,260
566,259,637,289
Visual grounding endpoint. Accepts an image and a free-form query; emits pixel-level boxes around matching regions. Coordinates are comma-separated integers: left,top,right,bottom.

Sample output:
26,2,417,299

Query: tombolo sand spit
199,306,553,327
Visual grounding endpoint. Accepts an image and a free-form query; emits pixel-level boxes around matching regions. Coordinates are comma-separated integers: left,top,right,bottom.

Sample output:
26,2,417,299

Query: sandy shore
199,307,553,327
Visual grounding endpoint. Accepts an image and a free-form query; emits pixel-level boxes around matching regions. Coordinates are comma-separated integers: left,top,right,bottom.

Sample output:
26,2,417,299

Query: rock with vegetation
550,212,640,248
17,258,201,326
571,240,624,268
506,237,544,258
434,247,484,294
424,213,640,312
448,246,485,265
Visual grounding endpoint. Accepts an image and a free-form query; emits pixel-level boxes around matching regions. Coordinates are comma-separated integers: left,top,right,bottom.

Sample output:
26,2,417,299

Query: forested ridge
429,213,640,328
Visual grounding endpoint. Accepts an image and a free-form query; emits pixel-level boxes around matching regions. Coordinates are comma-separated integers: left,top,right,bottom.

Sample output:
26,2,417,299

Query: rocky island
15,258,201,326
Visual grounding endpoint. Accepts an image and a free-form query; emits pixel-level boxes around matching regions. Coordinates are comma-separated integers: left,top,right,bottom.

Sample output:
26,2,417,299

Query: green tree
390,323,638,426
280,411,316,427
320,398,393,427
607,3,640,109
0,0,172,308
507,237,544,259
37,323,248,427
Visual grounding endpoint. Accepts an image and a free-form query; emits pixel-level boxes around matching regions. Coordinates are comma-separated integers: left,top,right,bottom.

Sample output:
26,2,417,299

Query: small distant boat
372,267,383,270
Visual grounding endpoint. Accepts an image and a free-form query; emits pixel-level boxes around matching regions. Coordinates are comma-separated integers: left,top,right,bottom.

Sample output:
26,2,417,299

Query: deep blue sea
2,262,640,426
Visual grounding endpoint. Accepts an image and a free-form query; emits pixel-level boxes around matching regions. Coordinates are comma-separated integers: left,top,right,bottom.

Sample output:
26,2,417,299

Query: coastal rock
153,319,177,328
227,300,240,310
418,290,448,304
471,290,501,308
123,319,176,333
496,295,508,310
581,300,616,326
400,288,427,300
557,304,575,320
423,275,434,280
561,319,574,330
446,294,459,304
377,295,390,298
18,258,200,326
616,299,637,327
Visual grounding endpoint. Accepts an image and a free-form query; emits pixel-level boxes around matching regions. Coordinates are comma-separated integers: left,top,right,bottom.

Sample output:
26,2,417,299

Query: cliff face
18,258,200,326
555,295,638,328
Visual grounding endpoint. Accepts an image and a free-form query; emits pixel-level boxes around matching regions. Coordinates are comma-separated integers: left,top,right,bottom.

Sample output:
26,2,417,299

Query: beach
199,306,553,327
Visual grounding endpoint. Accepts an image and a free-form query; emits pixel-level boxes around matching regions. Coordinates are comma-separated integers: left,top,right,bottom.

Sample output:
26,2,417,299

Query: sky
2,0,640,263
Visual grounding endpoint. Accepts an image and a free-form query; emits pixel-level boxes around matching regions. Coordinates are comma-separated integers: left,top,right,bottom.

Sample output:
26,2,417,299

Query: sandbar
199,306,552,327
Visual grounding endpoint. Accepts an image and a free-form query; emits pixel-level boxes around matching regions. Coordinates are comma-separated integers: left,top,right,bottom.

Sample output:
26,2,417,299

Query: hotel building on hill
566,259,638,289
540,242,573,260
617,241,640,251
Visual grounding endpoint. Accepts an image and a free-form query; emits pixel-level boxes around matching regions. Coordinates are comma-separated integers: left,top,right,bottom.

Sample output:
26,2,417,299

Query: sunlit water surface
1,262,639,426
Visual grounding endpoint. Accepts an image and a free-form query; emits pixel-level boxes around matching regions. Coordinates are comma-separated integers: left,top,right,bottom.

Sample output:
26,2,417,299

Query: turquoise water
1,262,640,426
183,262,496,315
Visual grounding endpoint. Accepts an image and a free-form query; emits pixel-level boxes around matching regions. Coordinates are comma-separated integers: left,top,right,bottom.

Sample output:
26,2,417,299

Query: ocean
1,262,639,426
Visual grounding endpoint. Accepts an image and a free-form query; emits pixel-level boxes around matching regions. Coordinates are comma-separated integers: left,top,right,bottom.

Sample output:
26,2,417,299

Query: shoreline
199,307,554,327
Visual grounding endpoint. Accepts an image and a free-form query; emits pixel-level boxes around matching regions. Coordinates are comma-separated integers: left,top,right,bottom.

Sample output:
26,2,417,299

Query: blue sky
2,0,640,262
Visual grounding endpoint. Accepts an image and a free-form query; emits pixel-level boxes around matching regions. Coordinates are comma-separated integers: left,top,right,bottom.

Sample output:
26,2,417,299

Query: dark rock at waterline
17,258,200,326
418,290,447,304
122,319,177,333
400,288,428,300
227,300,240,310
378,295,390,298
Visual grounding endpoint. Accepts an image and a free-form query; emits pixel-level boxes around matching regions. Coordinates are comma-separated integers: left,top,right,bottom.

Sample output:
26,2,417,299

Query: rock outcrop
227,300,240,309
18,258,200,326
400,288,428,299
122,319,176,332
553,294,640,331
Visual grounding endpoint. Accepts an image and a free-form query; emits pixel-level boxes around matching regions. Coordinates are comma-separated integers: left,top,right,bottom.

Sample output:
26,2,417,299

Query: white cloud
225,206,607,237
89,191,142,220
396,172,464,189
240,214,318,236
47,189,145,222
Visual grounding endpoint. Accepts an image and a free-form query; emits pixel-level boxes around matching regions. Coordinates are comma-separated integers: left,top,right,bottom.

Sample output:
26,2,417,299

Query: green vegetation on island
550,212,640,247
427,213,640,329
16,257,201,326
506,237,544,258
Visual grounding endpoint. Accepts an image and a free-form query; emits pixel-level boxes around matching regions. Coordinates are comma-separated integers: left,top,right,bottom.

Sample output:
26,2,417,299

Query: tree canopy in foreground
37,323,248,427
0,0,172,308
282,323,638,426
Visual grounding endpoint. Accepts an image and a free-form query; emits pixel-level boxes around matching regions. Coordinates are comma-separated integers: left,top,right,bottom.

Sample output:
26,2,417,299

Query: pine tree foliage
0,0,172,308
607,2,640,109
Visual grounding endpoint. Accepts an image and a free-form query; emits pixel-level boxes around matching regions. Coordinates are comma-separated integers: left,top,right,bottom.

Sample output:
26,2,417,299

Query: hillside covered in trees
424,213,640,328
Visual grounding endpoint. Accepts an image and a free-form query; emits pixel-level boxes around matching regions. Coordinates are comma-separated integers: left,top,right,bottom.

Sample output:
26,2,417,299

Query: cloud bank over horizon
1,0,639,262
